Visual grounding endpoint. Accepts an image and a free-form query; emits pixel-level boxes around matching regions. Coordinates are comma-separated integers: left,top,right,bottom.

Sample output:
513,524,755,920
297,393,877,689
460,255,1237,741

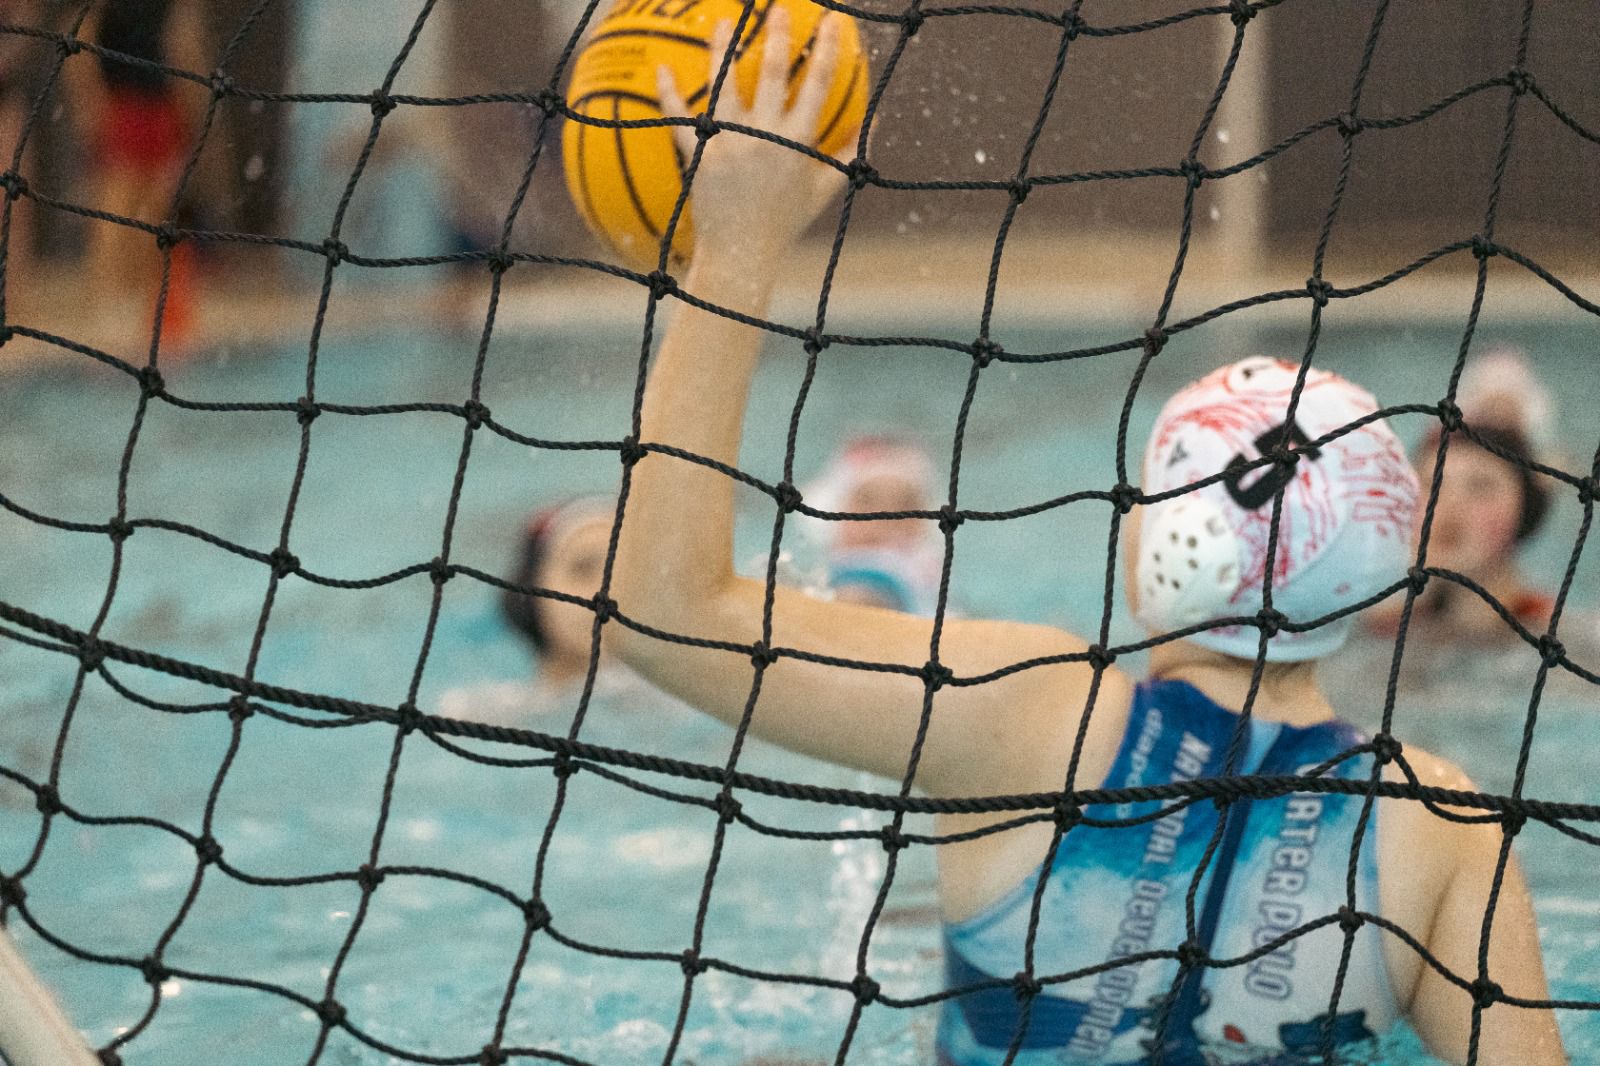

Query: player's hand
657,8,850,266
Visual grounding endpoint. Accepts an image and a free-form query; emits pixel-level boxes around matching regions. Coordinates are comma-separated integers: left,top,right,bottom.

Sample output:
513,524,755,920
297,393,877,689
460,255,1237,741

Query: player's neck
1148,641,1335,728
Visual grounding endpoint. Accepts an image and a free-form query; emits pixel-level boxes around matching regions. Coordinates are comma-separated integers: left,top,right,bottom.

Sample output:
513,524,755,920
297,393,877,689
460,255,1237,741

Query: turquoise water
0,309,1596,1064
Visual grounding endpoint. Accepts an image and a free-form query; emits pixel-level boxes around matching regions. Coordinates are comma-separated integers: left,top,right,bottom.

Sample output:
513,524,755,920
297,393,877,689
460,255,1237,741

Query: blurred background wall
13,0,1598,282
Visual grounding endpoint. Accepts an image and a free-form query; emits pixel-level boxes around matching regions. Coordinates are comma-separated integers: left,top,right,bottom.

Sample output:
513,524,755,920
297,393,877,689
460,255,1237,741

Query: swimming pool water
1,308,1596,1064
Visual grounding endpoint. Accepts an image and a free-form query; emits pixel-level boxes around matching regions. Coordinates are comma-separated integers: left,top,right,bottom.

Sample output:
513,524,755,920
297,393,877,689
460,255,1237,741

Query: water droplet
160,979,182,998
1216,128,1231,144
907,210,923,224
974,149,988,164
1208,206,1221,221
921,107,932,118
243,154,265,182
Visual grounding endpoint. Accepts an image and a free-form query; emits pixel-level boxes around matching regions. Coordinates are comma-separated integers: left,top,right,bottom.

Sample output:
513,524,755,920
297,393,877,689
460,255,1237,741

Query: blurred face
1416,444,1524,579
535,516,613,667
836,473,930,551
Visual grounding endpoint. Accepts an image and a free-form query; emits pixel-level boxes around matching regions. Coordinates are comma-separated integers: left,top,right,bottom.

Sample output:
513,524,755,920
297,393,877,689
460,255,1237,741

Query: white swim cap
1135,357,1419,662
800,435,937,547
1458,345,1557,454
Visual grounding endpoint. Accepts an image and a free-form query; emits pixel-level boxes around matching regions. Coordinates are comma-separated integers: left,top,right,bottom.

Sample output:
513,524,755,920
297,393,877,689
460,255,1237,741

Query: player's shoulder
1375,740,1498,878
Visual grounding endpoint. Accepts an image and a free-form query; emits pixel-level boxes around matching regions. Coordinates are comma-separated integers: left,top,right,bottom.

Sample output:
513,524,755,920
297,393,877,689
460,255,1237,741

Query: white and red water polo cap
1134,356,1418,661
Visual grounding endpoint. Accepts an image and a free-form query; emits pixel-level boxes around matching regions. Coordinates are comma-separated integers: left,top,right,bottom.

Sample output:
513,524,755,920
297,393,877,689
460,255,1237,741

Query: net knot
713,791,742,823
851,973,881,1005
98,1051,123,1066
1469,976,1501,1009
1578,476,1598,506
0,170,28,200
1335,111,1363,138
428,556,454,585
316,998,347,1027
533,88,563,114
355,863,385,891
461,399,490,429
1507,67,1532,96
1406,565,1430,595
801,327,826,356
1061,10,1082,39
208,70,236,97
268,547,299,579
57,35,83,57
1011,971,1042,1000
1336,905,1364,934
522,897,551,930
879,824,907,853
137,364,166,398
1108,483,1140,515
139,956,171,986
1305,276,1334,307
1007,178,1031,204
1501,810,1527,837
680,949,709,976
1436,398,1464,432
552,754,579,779
296,396,321,425
1053,799,1083,831
394,701,426,735
1085,643,1116,669
34,783,61,815
1536,633,1566,667
1176,940,1207,970
107,517,135,542
619,436,647,467
486,251,514,275
1370,733,1402,766
900,9,924,36
368,90,396,117
193,835,223,866
0,326,11,348
749,642,778,669
971,336,1001,368
846,157,877,190
0,874,25,907
320,237,348,265
645,269,678,300
227,695,254,724
1228,0,1256,25
693,111,719,141
154,222,180,250
1178,157,1205,188
773,480,803,513
479,1047,509,1066
1470,233,1497,260
1142,326,1166,356
938,503,963,534
921,660,954,691
592,595,618,623
77,637,106,672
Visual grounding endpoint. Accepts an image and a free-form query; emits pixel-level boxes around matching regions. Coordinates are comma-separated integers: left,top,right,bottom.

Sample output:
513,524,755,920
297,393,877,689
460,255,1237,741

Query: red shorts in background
98,88,189,172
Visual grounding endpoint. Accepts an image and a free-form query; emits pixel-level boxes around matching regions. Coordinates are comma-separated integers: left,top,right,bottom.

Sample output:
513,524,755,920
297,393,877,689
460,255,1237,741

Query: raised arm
0,927,100,1066
609,11,1128,798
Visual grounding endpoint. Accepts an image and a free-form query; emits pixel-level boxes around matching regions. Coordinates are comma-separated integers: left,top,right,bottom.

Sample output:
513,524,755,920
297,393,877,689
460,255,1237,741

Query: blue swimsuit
939,680,1398,1065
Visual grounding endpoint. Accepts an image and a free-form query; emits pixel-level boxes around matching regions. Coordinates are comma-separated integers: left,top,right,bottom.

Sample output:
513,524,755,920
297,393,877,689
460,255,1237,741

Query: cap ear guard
1135,495,1243,632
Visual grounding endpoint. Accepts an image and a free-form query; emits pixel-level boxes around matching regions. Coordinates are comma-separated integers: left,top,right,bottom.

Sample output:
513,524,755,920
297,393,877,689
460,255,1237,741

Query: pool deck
6,232,1597,369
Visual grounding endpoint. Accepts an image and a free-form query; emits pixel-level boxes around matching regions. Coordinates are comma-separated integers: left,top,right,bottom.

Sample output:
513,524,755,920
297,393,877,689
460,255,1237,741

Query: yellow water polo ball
562,0,868,270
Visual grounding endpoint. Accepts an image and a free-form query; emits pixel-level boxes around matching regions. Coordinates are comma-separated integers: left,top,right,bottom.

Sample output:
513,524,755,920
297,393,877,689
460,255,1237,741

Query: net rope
0,0,1598,1064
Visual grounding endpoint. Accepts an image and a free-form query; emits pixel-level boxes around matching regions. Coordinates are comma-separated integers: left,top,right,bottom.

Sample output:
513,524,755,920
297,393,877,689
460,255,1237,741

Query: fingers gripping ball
563,0,868,269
